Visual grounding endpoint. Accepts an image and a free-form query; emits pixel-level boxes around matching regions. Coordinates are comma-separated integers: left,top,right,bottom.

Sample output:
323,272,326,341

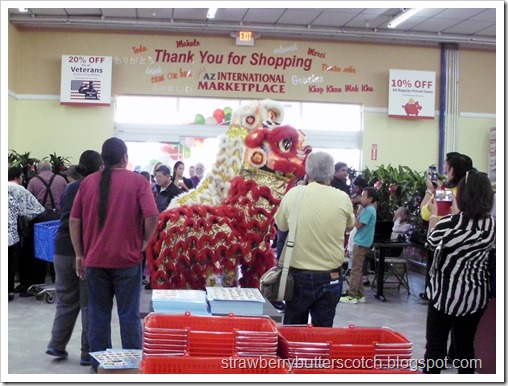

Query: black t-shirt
156,183,181,213
330,177,350,195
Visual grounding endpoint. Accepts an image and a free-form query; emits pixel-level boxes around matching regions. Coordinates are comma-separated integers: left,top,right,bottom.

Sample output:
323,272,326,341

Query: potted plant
8,150,40,187
358,164,433,247
361,164,427,221
44,152,72,175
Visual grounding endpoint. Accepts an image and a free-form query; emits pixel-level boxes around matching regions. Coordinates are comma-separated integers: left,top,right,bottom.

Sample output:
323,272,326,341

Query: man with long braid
70,138,158,373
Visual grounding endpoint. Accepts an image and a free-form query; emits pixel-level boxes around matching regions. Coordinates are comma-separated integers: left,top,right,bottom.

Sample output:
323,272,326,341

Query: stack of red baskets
143,326,189,357
142,312,279,358
278,324,412,370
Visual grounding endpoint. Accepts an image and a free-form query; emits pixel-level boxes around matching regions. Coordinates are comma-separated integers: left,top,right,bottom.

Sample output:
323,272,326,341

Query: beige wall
459,49,496,114
8,24,495,173
8,96,114,165
11,28,443,106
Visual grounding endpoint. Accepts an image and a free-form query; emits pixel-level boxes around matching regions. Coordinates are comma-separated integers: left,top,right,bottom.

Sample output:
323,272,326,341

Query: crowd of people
7,138,206,372
275,151,495,374
7,142,495,374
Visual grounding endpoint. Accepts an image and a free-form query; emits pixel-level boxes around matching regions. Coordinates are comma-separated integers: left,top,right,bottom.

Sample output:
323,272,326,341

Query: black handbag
260,186,306,302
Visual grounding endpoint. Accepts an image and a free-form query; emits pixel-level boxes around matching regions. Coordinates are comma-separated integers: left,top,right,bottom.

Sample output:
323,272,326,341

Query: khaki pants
349,244,369,297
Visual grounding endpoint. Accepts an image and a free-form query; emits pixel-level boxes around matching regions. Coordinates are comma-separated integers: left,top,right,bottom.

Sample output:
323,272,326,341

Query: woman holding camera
419,153,473,302
420,152,472,221
423,170,495,373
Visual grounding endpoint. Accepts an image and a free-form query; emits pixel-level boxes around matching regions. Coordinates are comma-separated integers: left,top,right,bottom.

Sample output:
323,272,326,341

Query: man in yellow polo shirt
274,151,355,327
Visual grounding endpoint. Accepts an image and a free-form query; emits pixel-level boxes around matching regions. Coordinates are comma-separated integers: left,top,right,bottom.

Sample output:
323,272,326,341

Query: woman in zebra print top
423,170,495,374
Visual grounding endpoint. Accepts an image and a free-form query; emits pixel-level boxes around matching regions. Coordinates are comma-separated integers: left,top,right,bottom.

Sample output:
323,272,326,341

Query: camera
428,165,438,183
435,190,452,202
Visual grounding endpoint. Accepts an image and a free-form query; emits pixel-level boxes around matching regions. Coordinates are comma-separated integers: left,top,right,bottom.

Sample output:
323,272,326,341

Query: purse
260,186,306,302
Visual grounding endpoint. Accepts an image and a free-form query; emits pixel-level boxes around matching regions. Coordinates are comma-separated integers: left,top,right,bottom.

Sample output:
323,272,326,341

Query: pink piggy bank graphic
402,100,423,116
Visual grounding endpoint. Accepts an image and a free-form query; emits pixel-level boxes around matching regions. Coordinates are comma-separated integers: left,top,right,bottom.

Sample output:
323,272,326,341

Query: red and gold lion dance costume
146,100,311,289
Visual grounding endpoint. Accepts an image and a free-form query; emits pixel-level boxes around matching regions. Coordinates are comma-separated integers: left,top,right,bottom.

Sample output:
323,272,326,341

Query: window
302,103,362,132
115,96,363,173
179,98,241,124
115,96,177,124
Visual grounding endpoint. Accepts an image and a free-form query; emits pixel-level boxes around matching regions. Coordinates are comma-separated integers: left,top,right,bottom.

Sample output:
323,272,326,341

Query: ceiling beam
9,15,495,49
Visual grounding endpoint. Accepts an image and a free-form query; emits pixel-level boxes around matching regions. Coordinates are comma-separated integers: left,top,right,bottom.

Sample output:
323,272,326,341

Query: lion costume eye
279,138,292,153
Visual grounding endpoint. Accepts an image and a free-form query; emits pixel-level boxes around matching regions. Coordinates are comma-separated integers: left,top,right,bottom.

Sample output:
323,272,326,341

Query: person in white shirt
391,207,412,241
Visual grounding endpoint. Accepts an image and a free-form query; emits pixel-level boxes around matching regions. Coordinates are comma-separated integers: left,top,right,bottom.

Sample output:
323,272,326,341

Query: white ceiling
8,7,497,50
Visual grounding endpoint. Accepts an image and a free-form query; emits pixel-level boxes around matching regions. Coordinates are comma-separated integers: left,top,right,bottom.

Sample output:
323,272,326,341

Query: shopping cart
27,220,60,304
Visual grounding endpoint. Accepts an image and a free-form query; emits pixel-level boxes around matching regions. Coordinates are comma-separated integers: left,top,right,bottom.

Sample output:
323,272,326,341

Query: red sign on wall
371,144,378,160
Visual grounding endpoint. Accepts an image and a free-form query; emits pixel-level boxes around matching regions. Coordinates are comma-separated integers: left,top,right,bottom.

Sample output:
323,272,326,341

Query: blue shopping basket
34,220,60,262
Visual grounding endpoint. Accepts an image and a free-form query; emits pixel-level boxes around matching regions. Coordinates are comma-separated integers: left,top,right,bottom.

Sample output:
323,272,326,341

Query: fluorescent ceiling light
207,8,218,19
387,8,423,29
18,8,28,12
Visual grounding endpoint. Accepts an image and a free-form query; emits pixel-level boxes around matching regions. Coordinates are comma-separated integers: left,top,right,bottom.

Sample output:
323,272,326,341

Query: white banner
60,55,112,105
388,69,435,119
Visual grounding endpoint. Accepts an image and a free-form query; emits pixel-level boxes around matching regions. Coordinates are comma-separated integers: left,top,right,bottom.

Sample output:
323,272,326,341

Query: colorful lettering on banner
112,37,386,98
307,47,326,58
326,85,342,93
176,38,201,48
132,45,147,54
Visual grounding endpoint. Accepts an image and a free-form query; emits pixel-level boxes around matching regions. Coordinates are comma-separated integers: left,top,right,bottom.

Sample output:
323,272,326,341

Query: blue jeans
48,254,89,359
86,264,142,367
283,269,342,327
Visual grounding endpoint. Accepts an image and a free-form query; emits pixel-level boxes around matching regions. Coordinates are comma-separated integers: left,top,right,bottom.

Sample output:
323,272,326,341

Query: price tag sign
60,55,112,106
388,69,435,119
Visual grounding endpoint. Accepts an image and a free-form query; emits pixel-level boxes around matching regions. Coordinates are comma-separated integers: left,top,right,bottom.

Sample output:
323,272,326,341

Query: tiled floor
6,269,434,379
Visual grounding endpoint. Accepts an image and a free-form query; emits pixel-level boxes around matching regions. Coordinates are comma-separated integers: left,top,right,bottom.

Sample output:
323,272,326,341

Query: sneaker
357,296,366,303
340,296,358,304
80,357,91,366
46,348,68,359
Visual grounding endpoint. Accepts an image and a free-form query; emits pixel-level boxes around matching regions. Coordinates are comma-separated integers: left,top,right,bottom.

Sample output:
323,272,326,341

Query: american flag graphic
70,80,101,100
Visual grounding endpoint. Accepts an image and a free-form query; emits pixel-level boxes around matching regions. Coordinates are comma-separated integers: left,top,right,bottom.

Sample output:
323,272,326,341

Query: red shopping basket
144,312,277,333
140,355,289,374
143,312,278,357
278,324,412,367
